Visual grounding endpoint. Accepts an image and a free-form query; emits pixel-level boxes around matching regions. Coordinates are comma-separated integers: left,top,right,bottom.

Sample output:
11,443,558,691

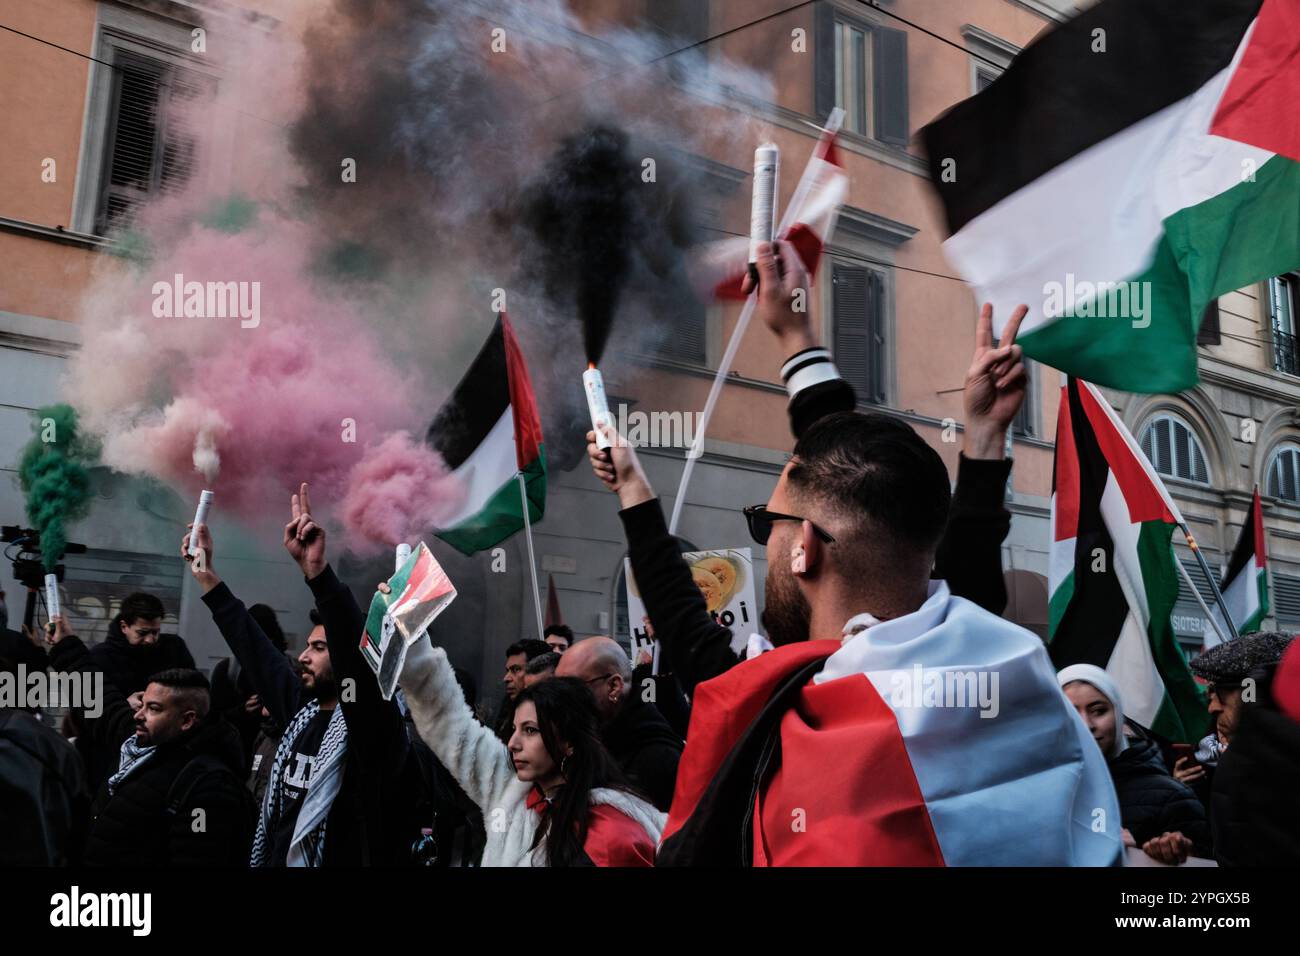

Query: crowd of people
2,243,1298,867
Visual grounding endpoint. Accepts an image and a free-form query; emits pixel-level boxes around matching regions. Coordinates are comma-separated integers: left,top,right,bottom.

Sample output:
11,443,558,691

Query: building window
831,262,886,405
1012,360,1034,438
96,49,208,234
1274,571,1300,630
816,8,908,146
974,67,999,93
1269,274,1298,375
1267,443,1300,503
1139,414,1210,485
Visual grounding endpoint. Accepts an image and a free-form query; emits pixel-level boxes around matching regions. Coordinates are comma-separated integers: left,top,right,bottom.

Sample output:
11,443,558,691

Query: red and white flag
692,109,848,301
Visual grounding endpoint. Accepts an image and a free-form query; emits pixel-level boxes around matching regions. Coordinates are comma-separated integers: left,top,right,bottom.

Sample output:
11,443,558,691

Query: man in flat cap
1188,631,1298,865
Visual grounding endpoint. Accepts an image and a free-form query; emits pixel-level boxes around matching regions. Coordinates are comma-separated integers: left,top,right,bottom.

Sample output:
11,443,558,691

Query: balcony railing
1274,327,1299,376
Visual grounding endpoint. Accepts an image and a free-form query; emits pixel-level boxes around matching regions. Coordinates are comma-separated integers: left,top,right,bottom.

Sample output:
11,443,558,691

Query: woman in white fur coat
399,634,666,866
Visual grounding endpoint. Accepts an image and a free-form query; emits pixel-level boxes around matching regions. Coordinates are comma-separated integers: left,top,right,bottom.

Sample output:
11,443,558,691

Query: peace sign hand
284,482,327,580
963,302,1029,460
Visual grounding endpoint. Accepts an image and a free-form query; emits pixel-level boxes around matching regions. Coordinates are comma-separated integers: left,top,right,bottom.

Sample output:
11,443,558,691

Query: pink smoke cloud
339,431,466,552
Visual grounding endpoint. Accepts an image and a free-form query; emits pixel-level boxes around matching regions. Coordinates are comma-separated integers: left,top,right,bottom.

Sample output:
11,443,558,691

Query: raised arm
45,619,138,755
398,633,519,813
185,525,305,727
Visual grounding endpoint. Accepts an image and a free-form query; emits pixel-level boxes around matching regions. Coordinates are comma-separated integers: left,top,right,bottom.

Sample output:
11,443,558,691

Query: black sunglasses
742,505,835,546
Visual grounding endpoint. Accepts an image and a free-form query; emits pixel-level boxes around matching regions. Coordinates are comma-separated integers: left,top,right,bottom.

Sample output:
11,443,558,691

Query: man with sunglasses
587,246,1118,865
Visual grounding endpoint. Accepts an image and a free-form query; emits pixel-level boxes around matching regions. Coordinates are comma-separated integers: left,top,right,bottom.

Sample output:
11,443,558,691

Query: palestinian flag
921,0,1300,394
1049,378,1208,742
426,315,545,554
691,109,848,300
1208,487,1270,647
361,542,457,699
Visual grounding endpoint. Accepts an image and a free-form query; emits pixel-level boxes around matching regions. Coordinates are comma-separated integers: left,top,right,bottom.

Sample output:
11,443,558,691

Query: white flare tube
584,366,614,450
189,489,213,557
747,143,780,281
44,573,60,621
395,543,412,574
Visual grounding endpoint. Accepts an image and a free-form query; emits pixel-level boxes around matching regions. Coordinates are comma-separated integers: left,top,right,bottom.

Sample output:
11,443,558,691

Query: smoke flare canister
44,573,59,621
747,143,780,286
395,543,412,574
189,490,213,557
584,365,614,450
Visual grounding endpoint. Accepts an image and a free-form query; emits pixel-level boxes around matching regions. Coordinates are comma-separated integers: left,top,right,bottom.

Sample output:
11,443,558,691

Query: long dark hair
514,677,635,867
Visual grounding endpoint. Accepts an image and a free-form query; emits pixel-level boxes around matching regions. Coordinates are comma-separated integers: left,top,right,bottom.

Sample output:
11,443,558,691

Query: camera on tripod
3,525,87,629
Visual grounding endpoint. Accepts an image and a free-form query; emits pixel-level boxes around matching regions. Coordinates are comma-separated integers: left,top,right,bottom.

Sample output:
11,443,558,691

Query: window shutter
1197,299,1221,345
661,301,706,364
1154,418,1172,475
99,54,165,232
833,264,871,402
1012,363,1034,437
814,2,835,119
866,268,886,403
1274,572,1300,625
873,27,909,146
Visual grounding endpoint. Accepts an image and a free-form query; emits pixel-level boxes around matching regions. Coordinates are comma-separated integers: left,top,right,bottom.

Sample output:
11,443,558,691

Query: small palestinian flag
922,0,1300,394
691,109,848,301
1207,487,1270,647
426,315,546,555
361,542,457,699
1049,378,1207,742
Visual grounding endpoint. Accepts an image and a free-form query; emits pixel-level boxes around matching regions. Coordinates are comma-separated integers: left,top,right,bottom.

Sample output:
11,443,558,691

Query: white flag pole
668,109,844,535
517,472,545,642
1174,555,1229,646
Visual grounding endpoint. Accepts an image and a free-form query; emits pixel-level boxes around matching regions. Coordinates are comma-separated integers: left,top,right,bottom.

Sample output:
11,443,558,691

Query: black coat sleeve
48,635,137,751
934,454,1013,615
620,499,739,697
305,565,409,775
201,582,304,728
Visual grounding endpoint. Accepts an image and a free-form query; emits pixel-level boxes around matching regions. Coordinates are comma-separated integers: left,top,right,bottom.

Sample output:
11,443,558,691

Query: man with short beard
593,412,1118,865
185,484,425,866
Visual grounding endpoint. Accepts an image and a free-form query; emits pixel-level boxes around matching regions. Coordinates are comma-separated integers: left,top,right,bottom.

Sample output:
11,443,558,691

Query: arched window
1139,414,1210,485
1267,443,1300,503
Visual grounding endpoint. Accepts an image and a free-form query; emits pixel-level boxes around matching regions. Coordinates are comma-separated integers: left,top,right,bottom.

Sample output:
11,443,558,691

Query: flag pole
1174,553,1230,646
1178,523,1240,642
517,472,545,642
669,108,845,535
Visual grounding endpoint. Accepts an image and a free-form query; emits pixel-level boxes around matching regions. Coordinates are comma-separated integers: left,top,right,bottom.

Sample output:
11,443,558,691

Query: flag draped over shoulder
1207,487,1270,647
691,110,849,301
1048,378,1208,741
426,315,545,555
921,0,1300,394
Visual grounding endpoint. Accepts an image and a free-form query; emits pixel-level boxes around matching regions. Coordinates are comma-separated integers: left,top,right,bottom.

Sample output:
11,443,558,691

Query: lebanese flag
1048,378,1207,742
693,109,848,301
1208,487,1270,647
921,0,1300,394
425,315,546,555
660,585,1121,866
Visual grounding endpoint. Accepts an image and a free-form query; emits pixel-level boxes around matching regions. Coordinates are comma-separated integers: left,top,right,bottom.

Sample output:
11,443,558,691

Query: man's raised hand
744,240,815,354
963,302,1029,460
587,424,653,510
181,522,220,593
284,482,327,580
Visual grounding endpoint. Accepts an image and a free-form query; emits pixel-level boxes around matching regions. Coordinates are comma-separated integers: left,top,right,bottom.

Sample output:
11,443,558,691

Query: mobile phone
1172,743,1197,765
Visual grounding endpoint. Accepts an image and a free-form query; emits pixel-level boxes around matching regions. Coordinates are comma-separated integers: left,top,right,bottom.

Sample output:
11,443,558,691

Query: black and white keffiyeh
250,700,348,867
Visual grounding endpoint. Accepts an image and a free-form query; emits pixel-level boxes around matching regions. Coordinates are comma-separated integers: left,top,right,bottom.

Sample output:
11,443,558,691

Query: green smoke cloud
17,405,99,570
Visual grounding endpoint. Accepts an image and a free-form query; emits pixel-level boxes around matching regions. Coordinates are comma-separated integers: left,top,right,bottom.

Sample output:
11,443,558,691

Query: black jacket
88,628,196,699
1211,667,1300,866
1109,737,1210,854
49,633,250,866
0,708,90,865
202,567,426,865
602,695,683,812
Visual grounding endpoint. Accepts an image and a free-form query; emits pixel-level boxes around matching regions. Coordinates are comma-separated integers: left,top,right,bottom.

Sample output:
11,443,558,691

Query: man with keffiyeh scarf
184,482,427,866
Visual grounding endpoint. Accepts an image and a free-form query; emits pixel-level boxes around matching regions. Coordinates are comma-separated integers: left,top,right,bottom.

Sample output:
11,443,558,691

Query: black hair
788,411,951,557
119,592,165,627
308,608,323,628
506,639,551,662
526,651,561,676
145,667,211,718
514,677,637,866
249,604,288,653
543,624,574,646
